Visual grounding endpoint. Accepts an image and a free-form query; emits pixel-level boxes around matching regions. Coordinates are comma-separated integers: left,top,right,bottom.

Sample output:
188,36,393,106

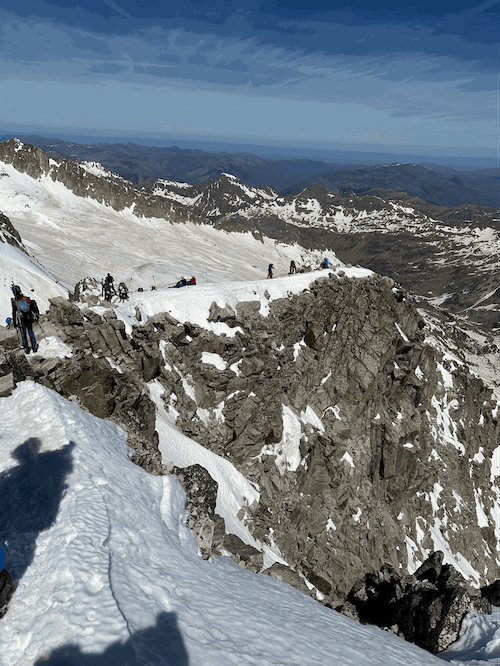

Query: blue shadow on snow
33,611,189,665
0,438,74,581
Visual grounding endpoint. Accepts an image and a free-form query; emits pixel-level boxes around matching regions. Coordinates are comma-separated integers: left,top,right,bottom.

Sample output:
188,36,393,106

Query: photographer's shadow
0,438,73,581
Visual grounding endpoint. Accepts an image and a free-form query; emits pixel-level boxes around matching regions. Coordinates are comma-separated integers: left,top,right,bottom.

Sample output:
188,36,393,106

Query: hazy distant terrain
5,135,499,209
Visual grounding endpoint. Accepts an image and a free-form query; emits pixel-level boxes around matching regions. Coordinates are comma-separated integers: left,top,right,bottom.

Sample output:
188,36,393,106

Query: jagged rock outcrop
173,464,218,560
0,212,25,252
129,272,499,607
339,552,494,653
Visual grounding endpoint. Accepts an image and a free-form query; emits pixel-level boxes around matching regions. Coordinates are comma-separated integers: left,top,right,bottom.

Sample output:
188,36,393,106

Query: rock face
0,212,27,252
140,272,498,606
340,552,494,653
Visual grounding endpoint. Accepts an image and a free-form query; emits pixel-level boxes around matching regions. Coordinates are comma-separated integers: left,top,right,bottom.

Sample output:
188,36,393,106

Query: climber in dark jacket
11,285,39,353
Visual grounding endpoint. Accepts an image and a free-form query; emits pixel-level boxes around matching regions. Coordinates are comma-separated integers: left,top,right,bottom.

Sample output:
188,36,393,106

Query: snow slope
0,161,339,292
0,381,459,666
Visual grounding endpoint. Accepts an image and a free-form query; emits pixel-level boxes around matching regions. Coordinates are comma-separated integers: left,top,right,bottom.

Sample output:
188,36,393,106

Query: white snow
395,322,409,341
201,351,227,370
341,452,355,468
33,335,73,358
0,240,68,323
437,362,454,388
0,160,372,296
0,381,461,666
300,405,325,433
260,405,303,474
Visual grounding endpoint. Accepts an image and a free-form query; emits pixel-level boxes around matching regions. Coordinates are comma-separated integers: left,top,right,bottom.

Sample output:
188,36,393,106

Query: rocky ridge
7,135,499,208
283,162,500,209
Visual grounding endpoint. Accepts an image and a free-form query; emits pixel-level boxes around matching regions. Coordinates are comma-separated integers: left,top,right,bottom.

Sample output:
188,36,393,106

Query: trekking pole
13,319,22,350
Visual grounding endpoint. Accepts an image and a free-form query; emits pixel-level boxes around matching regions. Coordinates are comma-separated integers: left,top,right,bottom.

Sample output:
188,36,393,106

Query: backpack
30,299,40,319
17,297,31,313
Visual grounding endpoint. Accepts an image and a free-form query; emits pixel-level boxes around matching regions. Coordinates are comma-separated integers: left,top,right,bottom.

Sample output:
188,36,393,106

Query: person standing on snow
289,260,297,274
268,264,274,279
103,273,116,301
118,282,129,301
11,285,39,354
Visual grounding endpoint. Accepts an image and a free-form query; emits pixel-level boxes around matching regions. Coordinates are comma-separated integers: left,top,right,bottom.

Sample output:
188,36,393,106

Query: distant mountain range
3,135,499,209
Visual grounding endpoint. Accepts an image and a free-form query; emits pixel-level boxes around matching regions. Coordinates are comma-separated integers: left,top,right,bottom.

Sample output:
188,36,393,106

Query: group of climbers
102,274,129,302
6,258,330,354
267,258,329,278
172,276,196,288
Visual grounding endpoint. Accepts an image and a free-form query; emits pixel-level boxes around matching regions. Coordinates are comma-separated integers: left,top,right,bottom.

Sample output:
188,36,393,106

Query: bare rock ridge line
0,268,499,655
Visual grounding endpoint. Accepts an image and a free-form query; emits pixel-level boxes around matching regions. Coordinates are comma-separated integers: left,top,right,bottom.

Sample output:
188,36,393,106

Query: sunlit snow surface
0,382,453,666
0,161,339,296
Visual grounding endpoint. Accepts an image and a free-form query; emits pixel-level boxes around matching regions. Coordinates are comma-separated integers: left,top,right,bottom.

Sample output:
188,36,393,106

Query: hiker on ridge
11,285,39,354
103,273,116,301
268,264,274,279
118,282,129,302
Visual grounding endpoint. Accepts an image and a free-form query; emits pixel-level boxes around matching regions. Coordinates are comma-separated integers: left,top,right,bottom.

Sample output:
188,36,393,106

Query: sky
0,0,498,159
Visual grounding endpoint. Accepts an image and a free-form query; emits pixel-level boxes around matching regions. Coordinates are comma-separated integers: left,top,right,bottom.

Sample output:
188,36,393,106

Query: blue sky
0,0,498,157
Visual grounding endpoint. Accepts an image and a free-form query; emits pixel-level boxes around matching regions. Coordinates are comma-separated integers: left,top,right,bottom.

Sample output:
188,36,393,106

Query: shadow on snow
33,611,189,666
0,438,74,582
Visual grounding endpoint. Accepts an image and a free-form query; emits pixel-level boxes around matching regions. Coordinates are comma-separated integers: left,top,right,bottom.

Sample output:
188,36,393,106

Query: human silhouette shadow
33,611,189,665
0,438,73,581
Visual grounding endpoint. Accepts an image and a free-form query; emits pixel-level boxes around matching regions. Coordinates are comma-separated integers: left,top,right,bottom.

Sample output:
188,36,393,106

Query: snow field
0,381,450,666
0,161,344,295
0,241,67,325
